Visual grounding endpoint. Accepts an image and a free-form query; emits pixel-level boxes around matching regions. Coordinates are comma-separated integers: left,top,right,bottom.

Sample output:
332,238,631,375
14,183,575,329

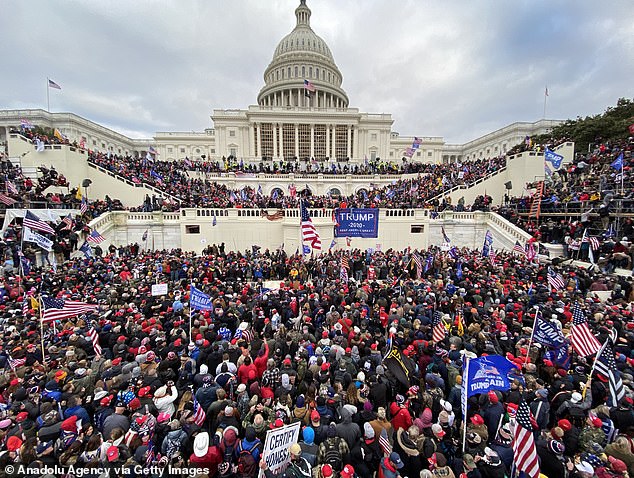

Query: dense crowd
87,152,506,210
0,240,631,478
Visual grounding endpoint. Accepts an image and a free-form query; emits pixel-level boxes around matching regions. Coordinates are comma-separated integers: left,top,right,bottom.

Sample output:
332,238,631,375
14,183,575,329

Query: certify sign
334,208,379,238
259,422,301,478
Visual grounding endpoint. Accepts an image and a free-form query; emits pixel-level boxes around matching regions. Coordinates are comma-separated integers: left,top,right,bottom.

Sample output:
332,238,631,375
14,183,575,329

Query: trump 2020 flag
190,285,213,311
463,355,519,399
532,310,565,347
611,152,624,171
544,148,564,169
481,230,493,257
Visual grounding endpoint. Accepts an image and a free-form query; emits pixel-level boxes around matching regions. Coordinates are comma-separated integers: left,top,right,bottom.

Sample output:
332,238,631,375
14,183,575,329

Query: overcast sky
2,1,633,144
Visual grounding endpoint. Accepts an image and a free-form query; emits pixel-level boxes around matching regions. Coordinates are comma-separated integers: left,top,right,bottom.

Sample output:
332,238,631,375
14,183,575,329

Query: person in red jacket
390,395,413,433
238,356,258,384
254,338,270,378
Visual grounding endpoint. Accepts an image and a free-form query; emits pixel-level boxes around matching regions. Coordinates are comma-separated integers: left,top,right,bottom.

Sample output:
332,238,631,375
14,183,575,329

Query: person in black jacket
535,439,571,478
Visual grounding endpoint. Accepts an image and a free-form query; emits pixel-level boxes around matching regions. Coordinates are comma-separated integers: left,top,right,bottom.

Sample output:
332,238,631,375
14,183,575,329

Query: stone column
332,124,336,160
256,123,261,159
294,124,299,159
248,124,255,159
347,125,352,159
279,124,284,160
325,124,330,159
310,124,315,159
272,124,278,159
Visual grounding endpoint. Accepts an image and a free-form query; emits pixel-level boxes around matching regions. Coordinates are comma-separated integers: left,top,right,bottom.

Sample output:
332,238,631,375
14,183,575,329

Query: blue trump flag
544,345,571,370
532,311,565,347
463,355,519,401
303,245,311,255
544,148,564,169
611,152,624,171
190,285,212,311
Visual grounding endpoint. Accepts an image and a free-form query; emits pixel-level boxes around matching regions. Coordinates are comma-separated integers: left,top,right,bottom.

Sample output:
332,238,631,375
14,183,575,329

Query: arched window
315,67,319,79
309,67,313,78
295,66,298,77
302,66,305,77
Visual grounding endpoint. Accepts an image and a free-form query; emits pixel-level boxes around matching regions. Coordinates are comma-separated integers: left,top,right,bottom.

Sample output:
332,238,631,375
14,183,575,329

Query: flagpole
543,87,548,119
462,357,470,454
524,307,539,364
584,337,607,399
189,283,193,342
39,295,46,362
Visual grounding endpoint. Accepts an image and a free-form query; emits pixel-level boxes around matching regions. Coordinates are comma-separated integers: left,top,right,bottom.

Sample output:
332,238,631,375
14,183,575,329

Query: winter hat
549,440,565,454
303,426,315,445
421,408,433,428
571,392,582,404
364,422,375,439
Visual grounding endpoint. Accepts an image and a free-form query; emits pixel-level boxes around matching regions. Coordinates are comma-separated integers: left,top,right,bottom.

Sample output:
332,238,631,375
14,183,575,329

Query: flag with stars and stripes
232,327,254,343
571,303,601,357
86,229,105,244
0,193,15,206
80,196,88,215
340,265,348,282
41,296,99,322
379,428,392,456
594,338,625,406
300,200,321,250
8,355,26,370
412,253,423,278
547,267,565,291
61,214,73,231
23,210,55,235
193,395,206,426
513,241,526,255
512,400,540,478
432,310,446,343
6,181,19,195
88,327,102,356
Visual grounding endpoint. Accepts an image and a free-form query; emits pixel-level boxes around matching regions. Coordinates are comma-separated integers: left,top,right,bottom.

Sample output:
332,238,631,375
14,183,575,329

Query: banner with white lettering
23,226,53,251
259,422,301,478
334,208,379,238
151,283,168,296
463,355,520,399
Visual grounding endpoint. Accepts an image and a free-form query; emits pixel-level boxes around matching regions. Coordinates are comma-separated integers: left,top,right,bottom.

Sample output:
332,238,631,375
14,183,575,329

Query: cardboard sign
151,283,168,296
259,422,301,478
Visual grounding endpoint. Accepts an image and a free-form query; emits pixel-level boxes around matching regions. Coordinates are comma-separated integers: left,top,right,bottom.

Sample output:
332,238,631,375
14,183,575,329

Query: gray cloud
1,0,632,144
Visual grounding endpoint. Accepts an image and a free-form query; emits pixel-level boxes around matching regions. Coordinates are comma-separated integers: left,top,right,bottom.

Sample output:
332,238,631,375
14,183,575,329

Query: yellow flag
54,128,64,141
75,186,82,200
29,296,39,311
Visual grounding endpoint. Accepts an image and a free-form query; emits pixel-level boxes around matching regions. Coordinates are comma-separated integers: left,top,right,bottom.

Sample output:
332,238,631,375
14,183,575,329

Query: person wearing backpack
236,426,262,478
318,423,350,473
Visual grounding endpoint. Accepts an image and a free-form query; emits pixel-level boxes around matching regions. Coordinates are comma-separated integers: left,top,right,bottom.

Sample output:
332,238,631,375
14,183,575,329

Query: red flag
629,123,634,135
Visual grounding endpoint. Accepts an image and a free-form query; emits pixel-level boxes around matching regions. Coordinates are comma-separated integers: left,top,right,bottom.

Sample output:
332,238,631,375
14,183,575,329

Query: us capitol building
0,0,559,166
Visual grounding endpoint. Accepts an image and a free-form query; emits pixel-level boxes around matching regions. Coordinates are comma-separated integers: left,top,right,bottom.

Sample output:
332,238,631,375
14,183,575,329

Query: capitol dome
257,0,349,109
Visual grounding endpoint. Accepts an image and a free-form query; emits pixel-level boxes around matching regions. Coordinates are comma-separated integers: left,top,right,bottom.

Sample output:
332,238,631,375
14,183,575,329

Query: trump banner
190,285,213,311
463,355,520,400
334,208,379,238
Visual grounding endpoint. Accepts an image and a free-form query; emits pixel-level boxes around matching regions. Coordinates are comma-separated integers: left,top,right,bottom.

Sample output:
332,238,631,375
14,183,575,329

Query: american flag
233,327,254,343
441,227,451,244
86,230,106,244
340,266,348,282
571,303,601,357
41,296,99,322
341,255,349,270
48,78,62,90
6,181,18,195
547,267,565,291
23,210,55,235
512,400,540,478
22,298,29,316
513,241,526,255
582,233,600,251
80,197,88,215
262,210,285,221
304,79,316,93
379,428,392,456
526,242,536,261
0,193,15,206
594,338,625,406
489,250,497,266
88,327,102,355
8,355,26,370
300,201,321,250
412,253,423,278
193,395,206,426
61,214,73,231
432,311,446,343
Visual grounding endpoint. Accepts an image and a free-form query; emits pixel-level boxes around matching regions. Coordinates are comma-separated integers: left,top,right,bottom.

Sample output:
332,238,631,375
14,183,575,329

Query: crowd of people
87,151,506,210
0,238,631,478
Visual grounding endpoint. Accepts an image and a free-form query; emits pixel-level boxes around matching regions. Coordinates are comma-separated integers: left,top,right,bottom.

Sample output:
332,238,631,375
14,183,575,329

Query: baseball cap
311,410,320,422
341,464,355,478
389,452,404,469
288,443,302,456
432,423,446,437
106,445,119,462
